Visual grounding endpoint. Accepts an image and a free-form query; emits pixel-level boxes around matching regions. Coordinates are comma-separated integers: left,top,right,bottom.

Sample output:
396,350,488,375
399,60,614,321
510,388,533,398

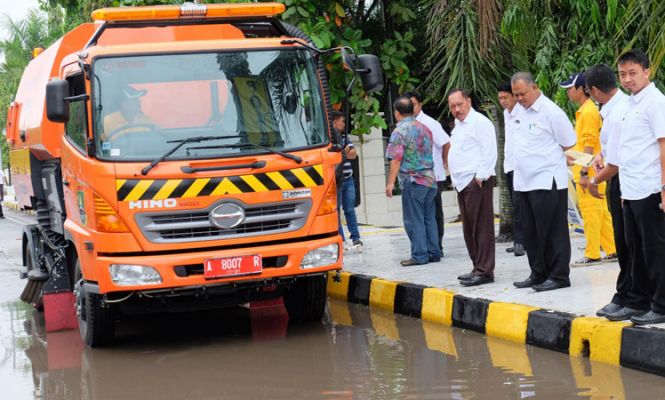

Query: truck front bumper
92,234,342,294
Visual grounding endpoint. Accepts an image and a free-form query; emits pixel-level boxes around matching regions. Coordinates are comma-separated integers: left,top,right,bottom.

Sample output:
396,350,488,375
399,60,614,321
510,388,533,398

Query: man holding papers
560,72,616,267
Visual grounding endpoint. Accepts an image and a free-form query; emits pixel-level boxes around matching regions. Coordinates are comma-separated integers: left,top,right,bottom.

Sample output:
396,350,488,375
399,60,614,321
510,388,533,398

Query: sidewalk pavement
342,221,628,319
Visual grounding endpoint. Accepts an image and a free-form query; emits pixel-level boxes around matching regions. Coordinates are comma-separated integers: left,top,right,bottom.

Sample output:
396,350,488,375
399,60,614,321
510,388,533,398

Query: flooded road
2,214,665,399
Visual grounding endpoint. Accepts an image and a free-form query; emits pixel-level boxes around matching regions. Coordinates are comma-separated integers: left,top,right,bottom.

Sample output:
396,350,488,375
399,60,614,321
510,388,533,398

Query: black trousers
505,171,523,245
623,193,665,312
519,181,571,284
435,181,445,251
608,176,632,306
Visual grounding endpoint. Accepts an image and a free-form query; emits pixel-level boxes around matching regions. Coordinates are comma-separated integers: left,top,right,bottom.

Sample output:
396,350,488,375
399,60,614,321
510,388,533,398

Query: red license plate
204,255,262,279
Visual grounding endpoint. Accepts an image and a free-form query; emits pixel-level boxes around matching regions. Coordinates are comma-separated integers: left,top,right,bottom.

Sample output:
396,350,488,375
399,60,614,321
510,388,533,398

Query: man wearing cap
582,63,633,320
103,85,153,141
560,72,616,268
405,91,451,254
596,49,665,325
510,72,577,292
447,88,497,286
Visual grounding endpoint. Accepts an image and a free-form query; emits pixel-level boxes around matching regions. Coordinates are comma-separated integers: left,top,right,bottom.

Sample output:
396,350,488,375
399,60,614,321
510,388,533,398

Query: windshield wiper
190,143,303,164
141,135,233,175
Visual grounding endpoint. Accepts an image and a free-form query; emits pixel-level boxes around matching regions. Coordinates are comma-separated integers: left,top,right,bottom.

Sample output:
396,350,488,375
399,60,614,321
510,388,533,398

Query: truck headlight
300,244,339,269
110,264,162,286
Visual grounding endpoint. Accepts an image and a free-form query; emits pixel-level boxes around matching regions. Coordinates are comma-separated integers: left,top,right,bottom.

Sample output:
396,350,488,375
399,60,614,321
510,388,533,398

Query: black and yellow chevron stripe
116,164,324,202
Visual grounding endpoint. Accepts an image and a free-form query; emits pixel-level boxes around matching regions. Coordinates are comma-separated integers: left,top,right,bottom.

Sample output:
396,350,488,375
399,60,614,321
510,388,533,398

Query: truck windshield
91,49,328,161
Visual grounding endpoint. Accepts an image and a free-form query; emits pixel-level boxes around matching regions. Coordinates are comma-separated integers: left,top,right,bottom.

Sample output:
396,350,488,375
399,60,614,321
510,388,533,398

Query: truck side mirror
46,79,69,123
357,55,383,93
340,48,356,72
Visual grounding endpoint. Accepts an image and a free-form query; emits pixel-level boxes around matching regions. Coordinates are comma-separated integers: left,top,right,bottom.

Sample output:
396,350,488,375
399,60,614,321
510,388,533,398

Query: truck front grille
135,200,311,243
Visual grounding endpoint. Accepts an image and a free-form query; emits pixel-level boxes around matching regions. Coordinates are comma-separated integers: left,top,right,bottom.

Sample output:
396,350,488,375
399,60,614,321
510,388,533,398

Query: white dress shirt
513,93,576,191
617,82,665,200
600,90,629,166
416,111,450,182
448,108,497,191
503,105,521,174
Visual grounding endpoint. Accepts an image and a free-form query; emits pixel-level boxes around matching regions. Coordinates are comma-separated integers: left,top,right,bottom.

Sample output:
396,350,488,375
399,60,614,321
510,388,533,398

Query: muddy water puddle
1,297,665,399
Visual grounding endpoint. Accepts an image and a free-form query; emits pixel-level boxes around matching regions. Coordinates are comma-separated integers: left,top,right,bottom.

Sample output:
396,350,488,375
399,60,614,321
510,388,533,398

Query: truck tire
75,260,115,347
283,275,327,323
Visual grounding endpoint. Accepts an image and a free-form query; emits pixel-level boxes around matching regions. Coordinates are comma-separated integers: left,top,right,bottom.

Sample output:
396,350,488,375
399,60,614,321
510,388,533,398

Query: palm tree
620,0,665,75
0,8,64,170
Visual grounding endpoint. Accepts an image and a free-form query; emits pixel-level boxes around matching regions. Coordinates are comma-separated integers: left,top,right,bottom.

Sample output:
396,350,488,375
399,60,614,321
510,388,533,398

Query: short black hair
584,64,618,93
403,91,423,103
393,96,414,115
618,49,650,69
448,88,471,99
330,110,344,121
498,82,512,93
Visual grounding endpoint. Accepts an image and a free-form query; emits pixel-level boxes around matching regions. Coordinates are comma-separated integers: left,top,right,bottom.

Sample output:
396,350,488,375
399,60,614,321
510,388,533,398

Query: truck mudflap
20,224,78,333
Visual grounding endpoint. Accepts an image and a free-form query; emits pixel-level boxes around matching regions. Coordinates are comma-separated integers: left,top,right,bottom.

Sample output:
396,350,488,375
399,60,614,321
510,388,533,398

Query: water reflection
6,299,665,399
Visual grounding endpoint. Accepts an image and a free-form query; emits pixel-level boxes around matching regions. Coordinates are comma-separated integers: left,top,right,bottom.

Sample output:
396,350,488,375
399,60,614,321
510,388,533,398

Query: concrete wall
350,127,498,227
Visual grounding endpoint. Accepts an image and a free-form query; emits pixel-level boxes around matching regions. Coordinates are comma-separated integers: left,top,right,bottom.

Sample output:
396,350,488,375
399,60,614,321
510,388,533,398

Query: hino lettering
129,199,177,209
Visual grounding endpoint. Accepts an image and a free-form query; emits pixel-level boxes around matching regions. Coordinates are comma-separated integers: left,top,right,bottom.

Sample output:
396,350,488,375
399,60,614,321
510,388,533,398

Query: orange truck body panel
9,15,342,297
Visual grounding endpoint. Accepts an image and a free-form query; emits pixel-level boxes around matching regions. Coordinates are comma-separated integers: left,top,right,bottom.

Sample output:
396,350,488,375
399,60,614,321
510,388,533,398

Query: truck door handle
63,180,70,186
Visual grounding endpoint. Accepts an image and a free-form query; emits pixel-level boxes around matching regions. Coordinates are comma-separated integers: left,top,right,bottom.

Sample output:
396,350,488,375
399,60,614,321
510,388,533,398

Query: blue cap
559,72,586,89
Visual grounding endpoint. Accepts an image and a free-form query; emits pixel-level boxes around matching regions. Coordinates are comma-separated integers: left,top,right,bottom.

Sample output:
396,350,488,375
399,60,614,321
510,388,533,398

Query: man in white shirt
406,91,451,254
582,64,633,319
497,83,525,257
447,89,497,286
601,49,665,325
510,72,577,292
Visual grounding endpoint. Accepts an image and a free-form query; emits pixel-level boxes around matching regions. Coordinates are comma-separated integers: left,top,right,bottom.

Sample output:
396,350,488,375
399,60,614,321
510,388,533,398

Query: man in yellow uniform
102,86,153,142
560,72,616,266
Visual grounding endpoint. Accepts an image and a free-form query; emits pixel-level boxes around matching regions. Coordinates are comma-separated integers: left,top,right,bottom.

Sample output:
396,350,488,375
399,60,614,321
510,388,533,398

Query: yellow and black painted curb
327,271,665,377
116,164,324,201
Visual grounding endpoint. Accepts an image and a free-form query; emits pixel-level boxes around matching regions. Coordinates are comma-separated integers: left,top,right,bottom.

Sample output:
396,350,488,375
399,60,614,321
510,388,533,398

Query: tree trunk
487,104,513,242
380,0,397,129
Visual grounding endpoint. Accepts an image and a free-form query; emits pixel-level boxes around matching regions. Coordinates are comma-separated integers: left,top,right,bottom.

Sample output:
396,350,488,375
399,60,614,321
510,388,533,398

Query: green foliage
278,0,417,135
423,0,507,115
0,6,66,169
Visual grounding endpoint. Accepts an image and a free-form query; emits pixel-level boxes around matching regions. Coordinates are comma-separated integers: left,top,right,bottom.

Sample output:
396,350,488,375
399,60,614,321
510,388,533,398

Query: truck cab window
91,49,327,161
65,74,88,151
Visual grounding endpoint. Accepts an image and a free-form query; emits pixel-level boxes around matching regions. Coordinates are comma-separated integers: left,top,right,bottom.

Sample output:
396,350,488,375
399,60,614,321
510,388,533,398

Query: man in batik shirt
385,96,441,266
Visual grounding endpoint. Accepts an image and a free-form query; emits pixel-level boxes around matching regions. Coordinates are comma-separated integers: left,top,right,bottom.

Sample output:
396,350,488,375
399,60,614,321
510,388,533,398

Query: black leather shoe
532,279,570,292
596,302,623,317
605,306,647,321
513,277,543,289
400,259,425,267
460,275,493,286
506,247,515,253
513,243,525,257
429,257,441,262
457,271,475,280
630,310,665,325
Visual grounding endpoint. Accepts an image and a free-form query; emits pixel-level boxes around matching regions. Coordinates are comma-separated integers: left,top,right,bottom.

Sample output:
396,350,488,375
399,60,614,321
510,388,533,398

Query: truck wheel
75,260,115,347
283,275,327,323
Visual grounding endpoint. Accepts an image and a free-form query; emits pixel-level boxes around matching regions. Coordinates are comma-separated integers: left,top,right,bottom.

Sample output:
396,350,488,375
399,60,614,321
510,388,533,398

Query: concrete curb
327,271,665,377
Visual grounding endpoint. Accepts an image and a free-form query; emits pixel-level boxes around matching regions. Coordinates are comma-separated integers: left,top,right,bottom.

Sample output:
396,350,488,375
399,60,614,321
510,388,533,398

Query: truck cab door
60,72,91,228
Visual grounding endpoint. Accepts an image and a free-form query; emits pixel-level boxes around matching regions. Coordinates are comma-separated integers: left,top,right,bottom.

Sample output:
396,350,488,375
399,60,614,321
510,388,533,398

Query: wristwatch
590,177,598,186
